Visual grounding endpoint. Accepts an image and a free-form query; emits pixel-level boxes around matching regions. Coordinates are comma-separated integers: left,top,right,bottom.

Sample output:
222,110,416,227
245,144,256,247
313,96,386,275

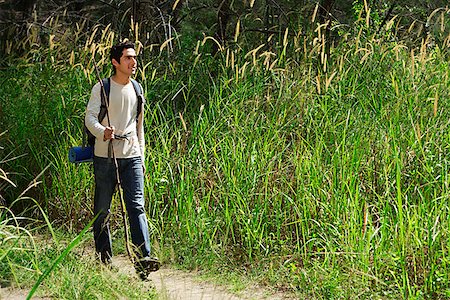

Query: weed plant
1,134,156,299
1,7,450,299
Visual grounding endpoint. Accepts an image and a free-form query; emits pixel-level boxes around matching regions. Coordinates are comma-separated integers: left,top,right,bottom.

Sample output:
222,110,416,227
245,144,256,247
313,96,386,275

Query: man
85,41,158,278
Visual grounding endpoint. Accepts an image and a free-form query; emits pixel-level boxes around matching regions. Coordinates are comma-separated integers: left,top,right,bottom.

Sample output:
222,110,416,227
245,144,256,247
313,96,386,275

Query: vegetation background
1,0,450,298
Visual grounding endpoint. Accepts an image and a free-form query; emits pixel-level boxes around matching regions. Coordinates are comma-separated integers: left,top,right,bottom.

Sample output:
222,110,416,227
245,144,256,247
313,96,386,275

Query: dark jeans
93,156,151,259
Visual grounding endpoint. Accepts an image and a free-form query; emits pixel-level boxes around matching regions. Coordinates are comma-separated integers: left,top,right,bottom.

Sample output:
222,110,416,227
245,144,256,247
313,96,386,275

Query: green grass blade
26,216,96,300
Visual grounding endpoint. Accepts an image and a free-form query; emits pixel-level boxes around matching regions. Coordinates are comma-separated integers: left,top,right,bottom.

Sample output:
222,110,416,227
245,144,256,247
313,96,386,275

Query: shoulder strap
83,78,110,148
130,78,142,95
98,77,110,123
130,78,145,118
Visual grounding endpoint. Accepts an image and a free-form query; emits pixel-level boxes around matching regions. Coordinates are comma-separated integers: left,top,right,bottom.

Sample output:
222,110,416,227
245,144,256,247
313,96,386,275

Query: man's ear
112,58,119,68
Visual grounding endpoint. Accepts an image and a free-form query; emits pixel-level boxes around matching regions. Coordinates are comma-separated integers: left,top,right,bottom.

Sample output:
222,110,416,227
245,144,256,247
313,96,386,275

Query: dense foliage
1,1,450,298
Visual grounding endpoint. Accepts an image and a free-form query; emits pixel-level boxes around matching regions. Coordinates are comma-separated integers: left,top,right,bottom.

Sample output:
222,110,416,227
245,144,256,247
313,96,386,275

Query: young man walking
85,41,158,278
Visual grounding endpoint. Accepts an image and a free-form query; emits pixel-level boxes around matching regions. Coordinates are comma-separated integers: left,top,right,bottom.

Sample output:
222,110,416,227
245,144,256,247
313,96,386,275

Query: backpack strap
98,77,110,123
83,77,110,148
130,78,145,119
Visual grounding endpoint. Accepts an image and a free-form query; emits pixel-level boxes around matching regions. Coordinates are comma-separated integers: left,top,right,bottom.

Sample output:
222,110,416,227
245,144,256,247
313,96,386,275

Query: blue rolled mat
69,146,93,163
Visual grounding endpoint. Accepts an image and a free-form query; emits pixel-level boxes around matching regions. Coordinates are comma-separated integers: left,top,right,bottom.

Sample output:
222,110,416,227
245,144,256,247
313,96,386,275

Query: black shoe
99,251,112,266
135,257,160,280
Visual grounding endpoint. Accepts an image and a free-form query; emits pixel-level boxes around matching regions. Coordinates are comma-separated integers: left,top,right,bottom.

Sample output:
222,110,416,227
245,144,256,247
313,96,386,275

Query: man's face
113,48,137,76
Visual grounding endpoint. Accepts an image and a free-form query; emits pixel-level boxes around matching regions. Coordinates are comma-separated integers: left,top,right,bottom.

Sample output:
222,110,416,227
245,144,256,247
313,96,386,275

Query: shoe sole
135,258,161,279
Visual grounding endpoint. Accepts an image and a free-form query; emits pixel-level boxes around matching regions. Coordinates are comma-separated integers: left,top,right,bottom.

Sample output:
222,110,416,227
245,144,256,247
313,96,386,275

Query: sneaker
99,251,112,266
135,257,160,280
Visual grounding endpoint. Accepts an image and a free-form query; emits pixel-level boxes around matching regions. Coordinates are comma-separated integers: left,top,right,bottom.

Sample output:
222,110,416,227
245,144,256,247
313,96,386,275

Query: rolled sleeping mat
69,146,93,163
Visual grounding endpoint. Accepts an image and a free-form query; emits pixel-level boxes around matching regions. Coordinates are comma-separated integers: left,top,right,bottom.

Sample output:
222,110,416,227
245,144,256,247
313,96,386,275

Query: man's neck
111,73,131,85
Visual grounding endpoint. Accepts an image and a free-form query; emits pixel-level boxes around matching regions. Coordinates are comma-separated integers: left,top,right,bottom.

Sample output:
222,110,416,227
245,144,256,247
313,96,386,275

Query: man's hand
103,126,115,141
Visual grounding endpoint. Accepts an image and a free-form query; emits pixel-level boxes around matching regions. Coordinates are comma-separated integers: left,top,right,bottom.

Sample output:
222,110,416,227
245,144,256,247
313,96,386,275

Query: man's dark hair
110,41,135,73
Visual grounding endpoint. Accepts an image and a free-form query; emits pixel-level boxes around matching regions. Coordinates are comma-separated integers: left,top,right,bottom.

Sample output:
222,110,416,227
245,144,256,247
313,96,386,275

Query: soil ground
115,255,295,300
0,254,295,300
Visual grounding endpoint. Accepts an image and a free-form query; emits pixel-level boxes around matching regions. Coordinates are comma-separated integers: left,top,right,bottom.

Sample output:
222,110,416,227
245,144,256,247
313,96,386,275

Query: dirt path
0,287,28,300
0,255,294,300
0,287,52,300
113,255,293,300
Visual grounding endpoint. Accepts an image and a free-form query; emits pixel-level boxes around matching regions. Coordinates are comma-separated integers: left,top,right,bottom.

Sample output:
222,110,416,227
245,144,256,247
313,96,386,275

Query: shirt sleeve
85,82,106,140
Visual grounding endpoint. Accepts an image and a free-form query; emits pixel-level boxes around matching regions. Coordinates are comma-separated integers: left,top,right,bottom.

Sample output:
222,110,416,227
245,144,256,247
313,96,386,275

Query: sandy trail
0,254,293,300
113,255,292,300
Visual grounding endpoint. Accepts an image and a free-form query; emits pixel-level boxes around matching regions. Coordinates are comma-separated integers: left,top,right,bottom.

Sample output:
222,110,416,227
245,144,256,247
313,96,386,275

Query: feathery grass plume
234,19,241,43
202,36,224,52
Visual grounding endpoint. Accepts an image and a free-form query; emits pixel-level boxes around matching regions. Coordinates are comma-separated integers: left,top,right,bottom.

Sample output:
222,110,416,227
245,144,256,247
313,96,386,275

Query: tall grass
2,6,450,298
1,134,157,299
143,9,450,298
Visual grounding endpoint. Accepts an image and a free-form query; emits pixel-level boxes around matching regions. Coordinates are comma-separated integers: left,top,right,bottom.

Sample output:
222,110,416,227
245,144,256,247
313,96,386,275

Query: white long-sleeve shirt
85,78,145,162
